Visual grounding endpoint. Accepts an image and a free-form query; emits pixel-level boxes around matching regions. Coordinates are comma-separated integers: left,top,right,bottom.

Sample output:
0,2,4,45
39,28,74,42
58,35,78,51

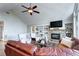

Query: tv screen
50,20,62,28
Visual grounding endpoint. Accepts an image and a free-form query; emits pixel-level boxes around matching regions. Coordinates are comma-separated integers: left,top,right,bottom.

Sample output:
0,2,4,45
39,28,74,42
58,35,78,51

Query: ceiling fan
21,3,40,15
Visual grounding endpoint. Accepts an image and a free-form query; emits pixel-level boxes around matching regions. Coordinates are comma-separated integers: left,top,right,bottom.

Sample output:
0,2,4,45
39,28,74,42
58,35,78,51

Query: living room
0,3,79,56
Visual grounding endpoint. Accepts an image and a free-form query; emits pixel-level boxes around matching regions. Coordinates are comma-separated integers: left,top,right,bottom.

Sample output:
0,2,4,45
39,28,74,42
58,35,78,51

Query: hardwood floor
0,41,7,56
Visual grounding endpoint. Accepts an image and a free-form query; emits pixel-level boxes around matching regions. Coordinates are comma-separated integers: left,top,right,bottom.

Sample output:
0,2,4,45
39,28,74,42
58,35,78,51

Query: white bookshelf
31,25,49,41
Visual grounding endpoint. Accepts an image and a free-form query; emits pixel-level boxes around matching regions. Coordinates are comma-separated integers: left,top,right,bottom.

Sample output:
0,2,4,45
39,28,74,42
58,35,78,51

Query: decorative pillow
61,38,73,48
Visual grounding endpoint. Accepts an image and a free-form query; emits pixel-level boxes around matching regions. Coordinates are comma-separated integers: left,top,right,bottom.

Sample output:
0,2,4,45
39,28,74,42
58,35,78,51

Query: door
0,21,4,40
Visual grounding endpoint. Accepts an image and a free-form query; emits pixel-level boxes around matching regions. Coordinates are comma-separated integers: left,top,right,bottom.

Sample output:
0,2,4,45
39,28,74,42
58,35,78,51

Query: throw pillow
61,38,73,48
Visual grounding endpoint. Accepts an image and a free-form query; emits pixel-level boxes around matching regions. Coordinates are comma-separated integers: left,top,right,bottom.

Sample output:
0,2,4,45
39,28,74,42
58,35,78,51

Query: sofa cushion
35,47,79,56
35,47,68,56
5,44,30,56
7,40,38,55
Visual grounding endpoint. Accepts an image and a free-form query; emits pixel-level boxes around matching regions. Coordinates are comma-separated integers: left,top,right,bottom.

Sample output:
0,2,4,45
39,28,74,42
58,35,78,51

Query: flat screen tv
50,20,62,28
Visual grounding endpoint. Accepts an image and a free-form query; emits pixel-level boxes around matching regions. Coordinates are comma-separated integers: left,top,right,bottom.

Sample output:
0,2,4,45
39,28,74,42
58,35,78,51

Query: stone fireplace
49,28,66,40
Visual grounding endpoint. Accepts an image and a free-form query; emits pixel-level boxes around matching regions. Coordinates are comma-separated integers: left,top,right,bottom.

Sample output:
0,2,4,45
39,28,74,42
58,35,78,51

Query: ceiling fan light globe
28,10,33,13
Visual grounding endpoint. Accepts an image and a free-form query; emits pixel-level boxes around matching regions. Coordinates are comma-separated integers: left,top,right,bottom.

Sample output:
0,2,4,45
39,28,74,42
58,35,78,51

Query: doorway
0,21,4,41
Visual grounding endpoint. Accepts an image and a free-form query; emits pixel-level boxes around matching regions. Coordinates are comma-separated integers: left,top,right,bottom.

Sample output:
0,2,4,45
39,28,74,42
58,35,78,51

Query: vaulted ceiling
0,3,75,25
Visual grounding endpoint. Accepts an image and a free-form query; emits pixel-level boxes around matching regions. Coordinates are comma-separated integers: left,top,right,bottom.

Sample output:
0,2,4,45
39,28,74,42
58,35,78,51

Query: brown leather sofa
4,40,79,56
5,40,38,56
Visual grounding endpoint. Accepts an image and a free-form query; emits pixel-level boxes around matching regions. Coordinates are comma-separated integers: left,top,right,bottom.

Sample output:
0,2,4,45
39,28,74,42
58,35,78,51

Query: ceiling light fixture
28,9,33,13
21,3,40,15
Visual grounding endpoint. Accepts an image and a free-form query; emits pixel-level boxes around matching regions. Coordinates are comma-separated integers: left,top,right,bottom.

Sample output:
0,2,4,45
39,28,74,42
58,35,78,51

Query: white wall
0,12,27,41
17,3,74,26
27,13,73,41
73,3,79,38
27,14,73,32
73,12,77,37
27,25,31,33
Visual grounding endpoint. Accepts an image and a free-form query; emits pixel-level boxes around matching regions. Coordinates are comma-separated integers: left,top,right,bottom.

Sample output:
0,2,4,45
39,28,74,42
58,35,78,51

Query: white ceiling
0,3,75,25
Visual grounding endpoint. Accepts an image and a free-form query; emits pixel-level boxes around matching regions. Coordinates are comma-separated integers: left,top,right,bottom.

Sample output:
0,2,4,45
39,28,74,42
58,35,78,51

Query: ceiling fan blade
22,10,28,13
30,12,32,15
21,5,28,9
32,5,37,9
33,10,40,14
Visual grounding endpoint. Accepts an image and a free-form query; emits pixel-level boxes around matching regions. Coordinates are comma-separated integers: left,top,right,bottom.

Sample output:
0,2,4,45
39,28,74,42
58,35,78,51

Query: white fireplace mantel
50,27,65,31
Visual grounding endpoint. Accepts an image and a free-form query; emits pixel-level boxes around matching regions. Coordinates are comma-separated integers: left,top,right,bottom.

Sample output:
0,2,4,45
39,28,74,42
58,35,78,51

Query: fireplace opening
51,33,60,40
